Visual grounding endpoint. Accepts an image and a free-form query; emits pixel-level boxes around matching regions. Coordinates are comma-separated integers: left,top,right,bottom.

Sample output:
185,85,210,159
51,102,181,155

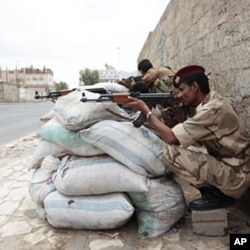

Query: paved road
0,102,54,145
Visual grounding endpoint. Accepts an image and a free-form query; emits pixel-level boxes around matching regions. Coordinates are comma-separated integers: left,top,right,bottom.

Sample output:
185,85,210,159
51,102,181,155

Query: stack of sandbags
43,154,149,230
79,120,187,237
29,88,133,169
29,88,136,230
28,86,187,237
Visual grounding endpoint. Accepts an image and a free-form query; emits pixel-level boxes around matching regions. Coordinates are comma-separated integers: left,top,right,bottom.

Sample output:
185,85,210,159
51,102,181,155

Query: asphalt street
0,102,54,145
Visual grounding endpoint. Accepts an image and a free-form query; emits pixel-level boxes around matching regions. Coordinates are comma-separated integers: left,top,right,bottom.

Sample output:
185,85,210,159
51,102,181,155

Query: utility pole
117,46,121,78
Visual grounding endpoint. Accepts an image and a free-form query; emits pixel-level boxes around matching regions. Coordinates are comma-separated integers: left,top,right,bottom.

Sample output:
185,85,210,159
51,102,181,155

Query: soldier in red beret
127,64,250,211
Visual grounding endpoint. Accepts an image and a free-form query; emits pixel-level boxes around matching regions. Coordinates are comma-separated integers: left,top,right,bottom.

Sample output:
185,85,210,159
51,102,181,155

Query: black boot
189,185,235,211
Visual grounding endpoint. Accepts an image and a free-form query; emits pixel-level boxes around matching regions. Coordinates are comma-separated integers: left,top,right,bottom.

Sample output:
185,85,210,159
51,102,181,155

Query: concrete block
192,208,228,236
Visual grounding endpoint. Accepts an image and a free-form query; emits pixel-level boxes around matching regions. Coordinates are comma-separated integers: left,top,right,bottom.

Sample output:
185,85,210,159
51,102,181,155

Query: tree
54,81,68,90
79,68,99,85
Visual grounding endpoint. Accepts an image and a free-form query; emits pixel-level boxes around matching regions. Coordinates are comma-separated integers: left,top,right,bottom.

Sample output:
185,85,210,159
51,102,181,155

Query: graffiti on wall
156,31,167,65
157,31,173,66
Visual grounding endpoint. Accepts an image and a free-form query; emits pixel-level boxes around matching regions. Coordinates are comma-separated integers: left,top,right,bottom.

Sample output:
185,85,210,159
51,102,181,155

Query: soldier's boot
189,185,235,211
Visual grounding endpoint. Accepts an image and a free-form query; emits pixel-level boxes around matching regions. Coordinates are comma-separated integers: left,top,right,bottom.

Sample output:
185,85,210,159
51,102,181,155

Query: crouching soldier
126,64,250,210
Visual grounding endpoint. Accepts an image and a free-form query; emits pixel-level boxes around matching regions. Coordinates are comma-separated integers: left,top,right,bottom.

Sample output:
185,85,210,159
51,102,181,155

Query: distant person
137,59,175,93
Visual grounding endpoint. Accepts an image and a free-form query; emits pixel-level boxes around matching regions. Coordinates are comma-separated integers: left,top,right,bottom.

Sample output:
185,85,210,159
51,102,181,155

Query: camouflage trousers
163,144,250,199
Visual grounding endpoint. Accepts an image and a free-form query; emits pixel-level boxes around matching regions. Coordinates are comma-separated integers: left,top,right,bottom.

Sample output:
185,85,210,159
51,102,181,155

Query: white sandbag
40,108,55,122
29,140,69,170
41,154,60,172
53,90,132,131
44,191,134,230
90,82,129,93
29,155,59,206
127,176,187,238
37,117,104,157
54,155,149,195
29,168,56,207
80,120,167,177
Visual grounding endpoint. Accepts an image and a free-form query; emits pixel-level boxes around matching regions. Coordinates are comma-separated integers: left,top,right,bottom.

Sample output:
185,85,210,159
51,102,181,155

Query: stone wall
138,0,250,133
0,83,49,103
19,86,48,102
0,82,19,102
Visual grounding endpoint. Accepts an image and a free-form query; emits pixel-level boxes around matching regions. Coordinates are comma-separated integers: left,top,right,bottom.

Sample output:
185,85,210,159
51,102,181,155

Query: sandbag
89,82,129,93
29,155,59,206
37,117,104,157
53,90,132,131
44,191,134,230
29,140,68,170
127,176,187,238
40,108,55,122
54,155,149,195
80,120,167,177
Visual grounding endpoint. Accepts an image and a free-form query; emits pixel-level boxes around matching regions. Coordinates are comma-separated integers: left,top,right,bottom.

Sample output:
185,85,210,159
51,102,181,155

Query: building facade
0,66,53,87
0,66,54,102
98,64,120,83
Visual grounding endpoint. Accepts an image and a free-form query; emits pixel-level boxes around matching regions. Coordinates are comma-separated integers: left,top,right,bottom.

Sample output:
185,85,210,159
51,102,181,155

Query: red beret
173,65,205,88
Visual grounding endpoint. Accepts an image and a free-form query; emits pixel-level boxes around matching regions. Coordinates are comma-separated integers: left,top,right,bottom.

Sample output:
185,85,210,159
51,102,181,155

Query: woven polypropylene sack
80,120,167,177
54,155,149,195
44,191,135,230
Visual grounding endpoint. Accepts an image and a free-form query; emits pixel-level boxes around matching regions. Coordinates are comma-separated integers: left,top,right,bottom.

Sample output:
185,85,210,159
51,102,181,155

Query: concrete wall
0,82,19,102
0,82,48,103
19,87,48,102
138,0,250,133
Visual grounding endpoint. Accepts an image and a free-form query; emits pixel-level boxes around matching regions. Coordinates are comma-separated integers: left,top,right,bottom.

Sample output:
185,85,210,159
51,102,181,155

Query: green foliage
54,81,69,90
79,68,99,85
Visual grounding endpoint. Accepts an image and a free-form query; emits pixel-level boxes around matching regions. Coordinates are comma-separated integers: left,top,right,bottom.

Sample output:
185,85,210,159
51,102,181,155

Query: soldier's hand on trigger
127,96,151,114
161,106,174,113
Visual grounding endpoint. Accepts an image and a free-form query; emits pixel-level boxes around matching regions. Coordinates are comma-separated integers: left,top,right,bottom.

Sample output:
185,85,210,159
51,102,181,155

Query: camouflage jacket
172,91,250,168
142,67,174,92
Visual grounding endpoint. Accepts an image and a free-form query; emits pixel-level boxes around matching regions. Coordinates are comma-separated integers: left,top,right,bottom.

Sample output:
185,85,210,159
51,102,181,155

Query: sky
1,0,170,87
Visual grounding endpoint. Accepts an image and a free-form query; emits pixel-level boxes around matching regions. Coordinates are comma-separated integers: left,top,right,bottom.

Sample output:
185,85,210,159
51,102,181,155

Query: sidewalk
0,134,248,250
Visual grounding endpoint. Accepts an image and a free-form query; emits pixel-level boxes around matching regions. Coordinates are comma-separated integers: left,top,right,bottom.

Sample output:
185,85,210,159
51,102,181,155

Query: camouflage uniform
163,91,250,199
142,67,174,93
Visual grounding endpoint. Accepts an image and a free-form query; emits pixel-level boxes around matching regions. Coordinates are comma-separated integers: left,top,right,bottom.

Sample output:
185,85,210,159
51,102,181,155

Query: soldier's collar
202,91,216,105
196,91,215,111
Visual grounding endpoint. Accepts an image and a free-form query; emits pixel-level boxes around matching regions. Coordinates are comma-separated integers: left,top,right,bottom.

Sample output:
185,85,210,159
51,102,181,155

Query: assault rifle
80,92,175,127
122,75,142,84
34,87,108,101
119,76,143,88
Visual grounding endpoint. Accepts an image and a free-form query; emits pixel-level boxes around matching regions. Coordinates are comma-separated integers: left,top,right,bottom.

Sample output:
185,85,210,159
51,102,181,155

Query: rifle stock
81,93,131,104
80,92,175,127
